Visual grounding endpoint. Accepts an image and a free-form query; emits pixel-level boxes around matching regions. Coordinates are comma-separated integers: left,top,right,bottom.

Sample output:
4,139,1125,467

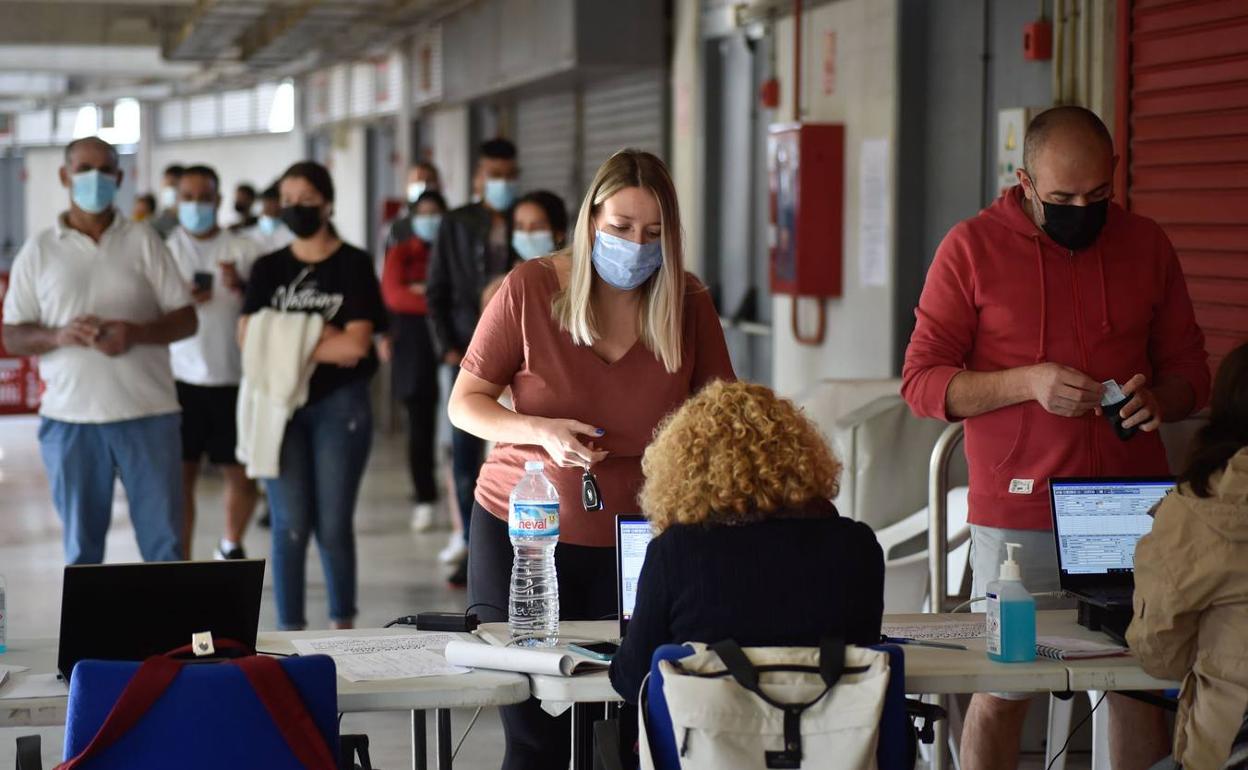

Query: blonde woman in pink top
448,149,735,768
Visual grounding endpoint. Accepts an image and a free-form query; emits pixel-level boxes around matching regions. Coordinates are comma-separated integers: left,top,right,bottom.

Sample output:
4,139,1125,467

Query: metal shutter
1123,0,1248,374
581,69,666,186
328,65,350,122
350,62,373,118
16,109,53,146
220,89,253,135
158,99,187,141
187,94,219,138
515,88,579,209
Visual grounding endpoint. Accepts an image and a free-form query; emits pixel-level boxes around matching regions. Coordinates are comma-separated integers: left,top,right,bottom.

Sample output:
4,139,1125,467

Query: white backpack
639,639,891,770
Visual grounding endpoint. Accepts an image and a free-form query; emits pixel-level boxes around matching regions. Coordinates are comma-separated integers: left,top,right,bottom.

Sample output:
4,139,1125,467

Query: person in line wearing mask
1129,341,1248,770
239,161,388,630
480,189,570,311
386,161,443,251
241,183,295,255
167,164,262,561
448,149,735,768
903,105,1210,770
228,183,258,233
1,136,197,564
426,137,520,587
132,192,156,223
381,190,449,534
151,163,185,239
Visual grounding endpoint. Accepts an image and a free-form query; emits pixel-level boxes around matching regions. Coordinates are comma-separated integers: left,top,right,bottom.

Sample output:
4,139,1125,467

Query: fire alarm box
1024,20,1052,61
769,123,844,297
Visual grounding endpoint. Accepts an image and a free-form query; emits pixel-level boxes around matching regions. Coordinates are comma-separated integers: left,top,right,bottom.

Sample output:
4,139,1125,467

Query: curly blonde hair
640,381,842,532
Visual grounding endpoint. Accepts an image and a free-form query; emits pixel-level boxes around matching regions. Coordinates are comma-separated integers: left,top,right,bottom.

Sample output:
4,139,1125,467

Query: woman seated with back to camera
609,380,886,703
1128,340,1248,770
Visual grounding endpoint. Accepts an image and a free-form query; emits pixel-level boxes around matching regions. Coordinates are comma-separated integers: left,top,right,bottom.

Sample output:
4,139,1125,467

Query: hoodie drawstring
1034,236,1048,363
1096,242,1112,333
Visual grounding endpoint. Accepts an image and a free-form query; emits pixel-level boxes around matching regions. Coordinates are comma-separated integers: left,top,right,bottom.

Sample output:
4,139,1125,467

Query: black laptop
1049,477,1174,608
57,560,265,682
615,515,653,638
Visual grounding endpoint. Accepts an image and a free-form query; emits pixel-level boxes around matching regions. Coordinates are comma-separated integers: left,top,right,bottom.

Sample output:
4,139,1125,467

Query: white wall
425,105,471,209
325,123,368,248
23,147,67,237
770,0,898,395
148,130,305,229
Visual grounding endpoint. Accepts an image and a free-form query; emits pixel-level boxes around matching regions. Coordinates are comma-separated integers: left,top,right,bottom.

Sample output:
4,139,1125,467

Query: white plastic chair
1046,691,1110,770
873,486,972,614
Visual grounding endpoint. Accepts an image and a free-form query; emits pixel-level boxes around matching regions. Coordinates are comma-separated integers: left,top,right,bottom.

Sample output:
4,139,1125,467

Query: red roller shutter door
1118,0,1248,376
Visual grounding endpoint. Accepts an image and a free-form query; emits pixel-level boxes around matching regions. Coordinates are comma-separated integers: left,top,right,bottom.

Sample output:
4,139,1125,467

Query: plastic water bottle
986,543,1036,663
508,461,560,647
0,573,7,654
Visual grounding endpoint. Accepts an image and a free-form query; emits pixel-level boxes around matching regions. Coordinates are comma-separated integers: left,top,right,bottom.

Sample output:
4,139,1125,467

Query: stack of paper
290,634,470,682
445,641,609,677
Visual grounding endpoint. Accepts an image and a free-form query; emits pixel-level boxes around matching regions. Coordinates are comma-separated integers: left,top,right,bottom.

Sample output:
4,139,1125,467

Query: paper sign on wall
858,137,891,288
823,31,837,96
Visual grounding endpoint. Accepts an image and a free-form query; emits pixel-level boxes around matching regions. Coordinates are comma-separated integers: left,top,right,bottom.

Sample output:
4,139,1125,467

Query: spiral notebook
1036,636,1129,661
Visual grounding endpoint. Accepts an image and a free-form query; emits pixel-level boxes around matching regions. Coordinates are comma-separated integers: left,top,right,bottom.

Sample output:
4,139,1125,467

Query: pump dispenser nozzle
1000,543,1023,582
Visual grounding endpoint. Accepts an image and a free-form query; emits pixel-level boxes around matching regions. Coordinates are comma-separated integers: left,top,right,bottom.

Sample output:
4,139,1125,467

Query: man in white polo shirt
1,136,197,565
166,164,261,561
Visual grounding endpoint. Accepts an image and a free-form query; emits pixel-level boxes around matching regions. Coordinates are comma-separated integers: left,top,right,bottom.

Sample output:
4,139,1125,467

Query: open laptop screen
1050,478,1173,577
616,515,653,637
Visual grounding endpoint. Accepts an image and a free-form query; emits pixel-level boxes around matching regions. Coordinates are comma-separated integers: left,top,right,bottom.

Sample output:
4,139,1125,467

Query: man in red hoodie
903,106,1209,769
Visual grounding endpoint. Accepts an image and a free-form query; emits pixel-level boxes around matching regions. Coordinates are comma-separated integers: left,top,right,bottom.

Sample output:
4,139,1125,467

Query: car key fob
581,469,604,511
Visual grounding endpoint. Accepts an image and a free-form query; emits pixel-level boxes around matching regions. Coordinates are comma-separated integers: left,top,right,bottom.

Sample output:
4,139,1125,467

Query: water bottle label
985,592,1001,656
509,503,559,539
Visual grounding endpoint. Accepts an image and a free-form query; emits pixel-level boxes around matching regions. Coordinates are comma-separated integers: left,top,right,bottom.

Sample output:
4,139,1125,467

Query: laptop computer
616,515,654,638
57,560,265,682
1049,477,1174,609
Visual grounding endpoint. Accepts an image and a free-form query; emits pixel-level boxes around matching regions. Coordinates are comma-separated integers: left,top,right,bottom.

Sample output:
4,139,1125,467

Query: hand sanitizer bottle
986,543,1035,663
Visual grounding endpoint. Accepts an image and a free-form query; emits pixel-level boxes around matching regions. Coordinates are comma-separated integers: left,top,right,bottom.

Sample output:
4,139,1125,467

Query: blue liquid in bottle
986,543,1036,663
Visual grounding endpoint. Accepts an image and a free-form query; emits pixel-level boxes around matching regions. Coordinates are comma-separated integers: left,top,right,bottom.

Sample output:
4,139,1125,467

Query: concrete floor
0,414,507,769
0,413,1089,770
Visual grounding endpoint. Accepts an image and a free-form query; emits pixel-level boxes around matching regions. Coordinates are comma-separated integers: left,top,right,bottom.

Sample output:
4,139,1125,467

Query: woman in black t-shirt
240,161,387,631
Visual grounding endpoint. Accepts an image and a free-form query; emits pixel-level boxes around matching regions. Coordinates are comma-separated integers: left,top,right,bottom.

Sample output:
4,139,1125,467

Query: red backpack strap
233,655,338,770
54,655,184,770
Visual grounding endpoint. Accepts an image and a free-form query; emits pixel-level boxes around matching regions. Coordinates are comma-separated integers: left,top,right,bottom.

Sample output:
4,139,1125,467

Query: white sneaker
410,503,436,532
438,534,468,565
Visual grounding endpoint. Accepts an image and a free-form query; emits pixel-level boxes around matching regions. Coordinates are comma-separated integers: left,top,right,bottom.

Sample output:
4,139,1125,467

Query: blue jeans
450,367,484,537
38,414,183,565
265,380,372,630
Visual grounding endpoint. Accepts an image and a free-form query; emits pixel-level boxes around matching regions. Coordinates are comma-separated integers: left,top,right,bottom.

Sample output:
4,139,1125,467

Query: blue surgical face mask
412,213,442,243
178,201,217,235
512,229,556,261
257,215,279,235
483,178,518,212
591,230,663,291
71,170,119,215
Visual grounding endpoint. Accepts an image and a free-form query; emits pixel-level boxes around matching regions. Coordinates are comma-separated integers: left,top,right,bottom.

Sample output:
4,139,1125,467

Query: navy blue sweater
608,501,885,703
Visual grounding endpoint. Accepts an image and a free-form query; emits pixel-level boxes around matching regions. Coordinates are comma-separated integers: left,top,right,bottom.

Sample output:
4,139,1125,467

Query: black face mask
280,205,324,239
234,201,251,216
1038,198,1109,251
